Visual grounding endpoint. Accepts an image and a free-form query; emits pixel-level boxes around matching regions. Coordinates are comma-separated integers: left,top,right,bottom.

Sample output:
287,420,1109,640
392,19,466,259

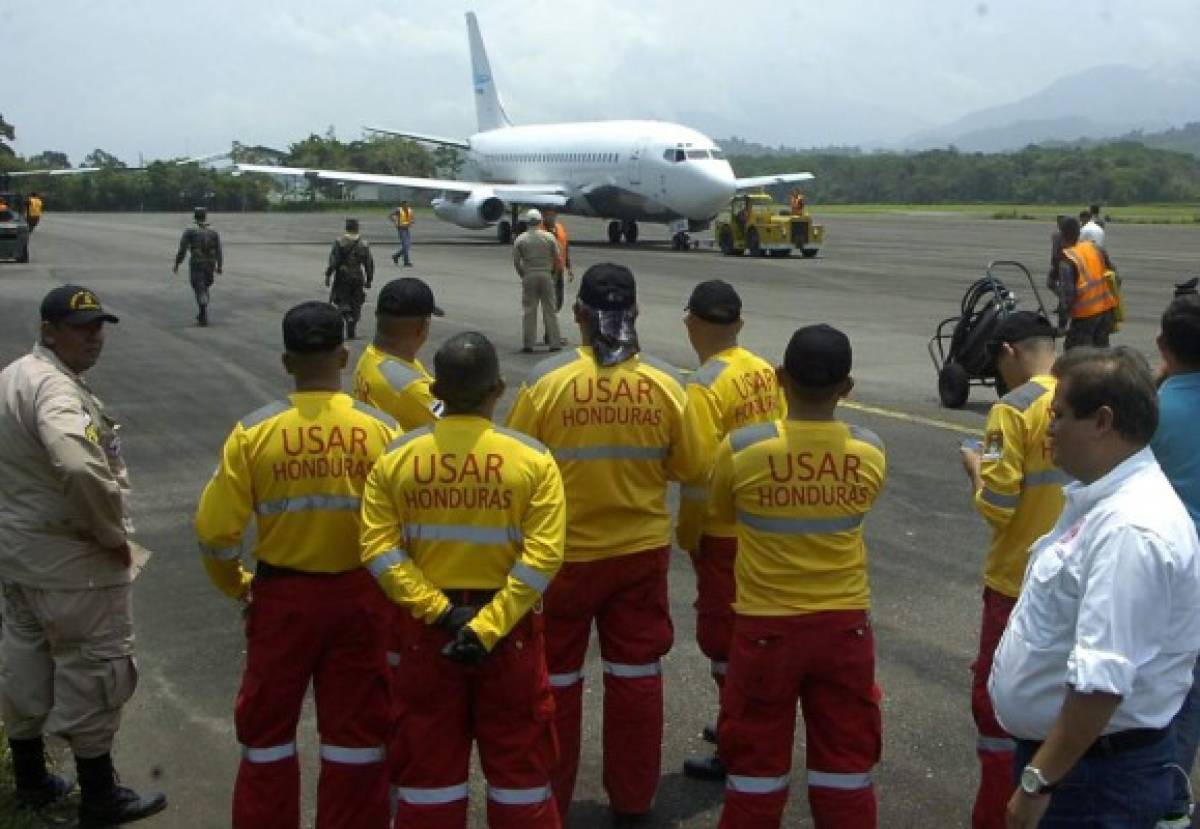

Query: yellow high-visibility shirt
360,415,566,650
194,392,398,599
506,346,703,562
28,197,43,218
677,346,785,552
709,419,887,615
974,375,1067,598
353,344,441,432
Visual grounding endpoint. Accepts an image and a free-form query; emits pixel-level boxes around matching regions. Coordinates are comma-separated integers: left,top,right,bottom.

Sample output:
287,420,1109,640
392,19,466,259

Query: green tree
0,113,14,157
81,149,127,169
26,150,71,169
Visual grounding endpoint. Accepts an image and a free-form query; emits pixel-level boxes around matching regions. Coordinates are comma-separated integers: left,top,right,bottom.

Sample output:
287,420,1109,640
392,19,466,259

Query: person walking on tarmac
26,192,44,231
957,312,1066,829
1054,216,1118,350
389,199,415,267
513,209,562,354
194,301,398,829
325,218,375,340
542,207,573,314
353,277,445,431
361,331,566,829
506,263,704,824
174,206,223,327
711,325,887,829
0,286,167,827
676,279,785,783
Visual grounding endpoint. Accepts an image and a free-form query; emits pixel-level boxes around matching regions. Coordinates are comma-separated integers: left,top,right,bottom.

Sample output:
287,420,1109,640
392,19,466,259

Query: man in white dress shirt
989,346,1200,828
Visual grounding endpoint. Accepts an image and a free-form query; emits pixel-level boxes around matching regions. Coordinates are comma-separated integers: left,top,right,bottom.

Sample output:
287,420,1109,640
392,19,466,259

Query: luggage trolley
928,260,1051,409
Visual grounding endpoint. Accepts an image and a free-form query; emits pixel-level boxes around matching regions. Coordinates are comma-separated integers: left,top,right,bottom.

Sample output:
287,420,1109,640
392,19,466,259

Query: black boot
346,320,357,340
682,753,727,781
9,737,72,807
702,724,717,744
197,305,208,327
76,753,167,827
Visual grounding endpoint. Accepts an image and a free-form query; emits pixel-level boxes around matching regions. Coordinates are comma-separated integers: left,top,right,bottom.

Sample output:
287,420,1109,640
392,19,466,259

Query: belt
255,560,347,580
443,588,498,607
1019,727,1168,760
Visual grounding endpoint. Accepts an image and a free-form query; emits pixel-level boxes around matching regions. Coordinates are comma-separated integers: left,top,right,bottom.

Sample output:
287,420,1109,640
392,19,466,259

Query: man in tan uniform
513,208,562,354
0,286,166,826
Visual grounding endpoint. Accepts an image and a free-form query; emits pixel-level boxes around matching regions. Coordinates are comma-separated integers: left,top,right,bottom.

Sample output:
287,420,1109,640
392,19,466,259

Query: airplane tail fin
466,12,512,132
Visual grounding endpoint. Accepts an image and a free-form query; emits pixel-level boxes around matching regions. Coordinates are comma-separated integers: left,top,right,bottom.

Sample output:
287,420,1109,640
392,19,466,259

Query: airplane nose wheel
497,220,512,244
607,220,623,245
671,231,690,251
622,220,639,245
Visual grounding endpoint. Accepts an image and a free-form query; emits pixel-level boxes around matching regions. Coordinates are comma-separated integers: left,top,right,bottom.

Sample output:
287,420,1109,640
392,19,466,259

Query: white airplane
236,12,814,249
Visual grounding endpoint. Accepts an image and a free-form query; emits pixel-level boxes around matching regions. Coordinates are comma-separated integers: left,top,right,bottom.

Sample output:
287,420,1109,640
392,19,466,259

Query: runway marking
838,400,981,436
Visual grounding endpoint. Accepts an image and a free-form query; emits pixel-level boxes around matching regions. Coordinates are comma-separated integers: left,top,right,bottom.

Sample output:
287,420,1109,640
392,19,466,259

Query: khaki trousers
522,271,561,349
0,581,137,758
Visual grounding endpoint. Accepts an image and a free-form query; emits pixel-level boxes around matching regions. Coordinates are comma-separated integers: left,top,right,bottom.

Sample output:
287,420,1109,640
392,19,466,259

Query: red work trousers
544,546,674,819
233,569,390,829
390,612,559,829
971,587,1018,829
719,611,881,829
693,535,737,686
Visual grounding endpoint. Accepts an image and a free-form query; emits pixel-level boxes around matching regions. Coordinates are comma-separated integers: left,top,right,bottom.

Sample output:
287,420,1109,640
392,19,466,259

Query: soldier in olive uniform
324,218,375,340
173,207,223,327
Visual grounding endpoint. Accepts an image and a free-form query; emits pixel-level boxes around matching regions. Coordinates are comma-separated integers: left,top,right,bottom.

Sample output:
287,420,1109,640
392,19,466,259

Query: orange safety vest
1063,241,1117,319
395,206,413,228
544,220,568,270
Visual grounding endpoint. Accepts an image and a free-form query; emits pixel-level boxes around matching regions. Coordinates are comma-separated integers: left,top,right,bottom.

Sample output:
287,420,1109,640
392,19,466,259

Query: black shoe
612,811,651,827
391,253,400,265
403,261,413,267
682,754,727,781
15,773,72,808
197,307,208,327
702,724,717,744
79,784,168,827
521,347,534,354
346,322,357,340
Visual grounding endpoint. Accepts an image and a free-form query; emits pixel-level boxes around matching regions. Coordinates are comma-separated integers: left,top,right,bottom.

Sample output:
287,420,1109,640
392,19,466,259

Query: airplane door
628,141,646,186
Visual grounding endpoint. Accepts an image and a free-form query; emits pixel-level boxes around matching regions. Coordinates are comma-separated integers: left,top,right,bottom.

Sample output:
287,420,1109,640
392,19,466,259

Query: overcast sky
5,0,1199,165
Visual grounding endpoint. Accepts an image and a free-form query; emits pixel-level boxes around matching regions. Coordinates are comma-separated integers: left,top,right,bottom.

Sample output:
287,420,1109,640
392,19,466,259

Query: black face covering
582,301,639,367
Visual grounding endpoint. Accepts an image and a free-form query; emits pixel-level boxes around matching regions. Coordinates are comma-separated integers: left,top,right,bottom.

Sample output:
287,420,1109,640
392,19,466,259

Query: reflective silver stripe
640,353,685,387
495,426,549,454
553,445,667,462
979,488,1020,509
681,485,708,502
379,360,421,391
242,742,296,763
240,399,291,429
688,359,728,389
397,783,470,805
510,562,550,594
352,399,397,429
976,735,1017,753
367,548,409,579
730,422,779,453
549,670,583,688
386,426,432,453
256,494,361,515
736,511,865,535
1024,469,1071,488
710,660,728,676
319,744,385,764
526,349,578,384
727,774,789,794
487,784,553,805
387,651,401,667
849,424,884,452
1001,380,1048,413
406,523,523,545
807,770,873,790
602,660,661,679
199,542,240,561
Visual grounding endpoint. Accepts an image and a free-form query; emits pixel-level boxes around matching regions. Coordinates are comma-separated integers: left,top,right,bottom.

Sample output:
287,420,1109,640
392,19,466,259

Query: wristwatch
1019,765,1056,796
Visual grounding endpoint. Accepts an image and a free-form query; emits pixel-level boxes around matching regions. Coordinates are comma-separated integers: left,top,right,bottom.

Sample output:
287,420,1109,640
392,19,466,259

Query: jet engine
431,189,506,229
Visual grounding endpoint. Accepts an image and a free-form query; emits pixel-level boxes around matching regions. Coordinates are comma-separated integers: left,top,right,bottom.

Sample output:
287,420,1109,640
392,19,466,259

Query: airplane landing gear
497,220,512,244
671,231,690,251
622,220,639,245
607,220,623,245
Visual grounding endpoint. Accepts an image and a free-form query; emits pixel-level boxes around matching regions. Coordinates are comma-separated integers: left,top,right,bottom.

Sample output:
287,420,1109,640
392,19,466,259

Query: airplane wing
234,164,569,206
363,127,471,150
735,172,815,191
8,167,110,177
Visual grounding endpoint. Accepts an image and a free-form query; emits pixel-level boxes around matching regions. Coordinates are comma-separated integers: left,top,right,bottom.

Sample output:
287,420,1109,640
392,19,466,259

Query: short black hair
1052,346,1158,445
433,332,500,412
345,218,359,232
1090,204,1101,216
1078,210,1091,223
1060,216,1081,244
1161,293,1200,367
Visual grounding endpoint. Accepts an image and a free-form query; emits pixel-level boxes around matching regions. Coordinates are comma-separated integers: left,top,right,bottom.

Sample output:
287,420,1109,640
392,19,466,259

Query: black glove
441,626,488,665
437,604,477,635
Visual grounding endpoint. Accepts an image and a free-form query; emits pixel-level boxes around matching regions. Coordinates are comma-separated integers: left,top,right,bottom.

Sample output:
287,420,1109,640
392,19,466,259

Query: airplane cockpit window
711,150,726,160
663,149,686,163
686,150,709,160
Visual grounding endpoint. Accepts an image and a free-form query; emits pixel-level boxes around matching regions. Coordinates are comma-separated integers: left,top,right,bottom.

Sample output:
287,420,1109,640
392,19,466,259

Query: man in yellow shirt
353,277,444,431
711,324,887,829
27,192,44,231
389,200,415,267
506,263,704,823
676,279,785,782
362,331,565,829
958,311,1064,829
194,301,398,829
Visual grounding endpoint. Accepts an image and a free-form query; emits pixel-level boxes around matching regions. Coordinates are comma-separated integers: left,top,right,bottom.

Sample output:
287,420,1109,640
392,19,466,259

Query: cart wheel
938,363,970,408
801,248,819,258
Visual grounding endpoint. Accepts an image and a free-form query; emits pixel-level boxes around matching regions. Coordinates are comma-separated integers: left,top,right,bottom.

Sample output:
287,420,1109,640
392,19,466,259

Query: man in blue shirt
1153,284,1200,828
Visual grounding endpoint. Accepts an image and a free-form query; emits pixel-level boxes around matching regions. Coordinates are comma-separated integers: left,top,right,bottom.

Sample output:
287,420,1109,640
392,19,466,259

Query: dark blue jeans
1014,734,1173,827
1166,659,1200,819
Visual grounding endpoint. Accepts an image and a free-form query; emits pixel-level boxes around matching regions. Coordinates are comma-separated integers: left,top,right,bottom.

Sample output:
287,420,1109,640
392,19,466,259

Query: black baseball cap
989,311,1056,352
40,285,119,325
282,301,344,353
686,279,741,324
377,278,444,318
783,324,852,387
578,263,636,311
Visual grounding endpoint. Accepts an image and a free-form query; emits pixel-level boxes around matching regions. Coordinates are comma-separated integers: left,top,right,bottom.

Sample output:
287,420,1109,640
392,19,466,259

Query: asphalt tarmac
2,211,1197,828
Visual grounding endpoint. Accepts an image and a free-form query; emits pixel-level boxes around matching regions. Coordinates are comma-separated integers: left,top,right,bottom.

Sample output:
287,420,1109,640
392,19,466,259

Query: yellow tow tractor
714,192,824,258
